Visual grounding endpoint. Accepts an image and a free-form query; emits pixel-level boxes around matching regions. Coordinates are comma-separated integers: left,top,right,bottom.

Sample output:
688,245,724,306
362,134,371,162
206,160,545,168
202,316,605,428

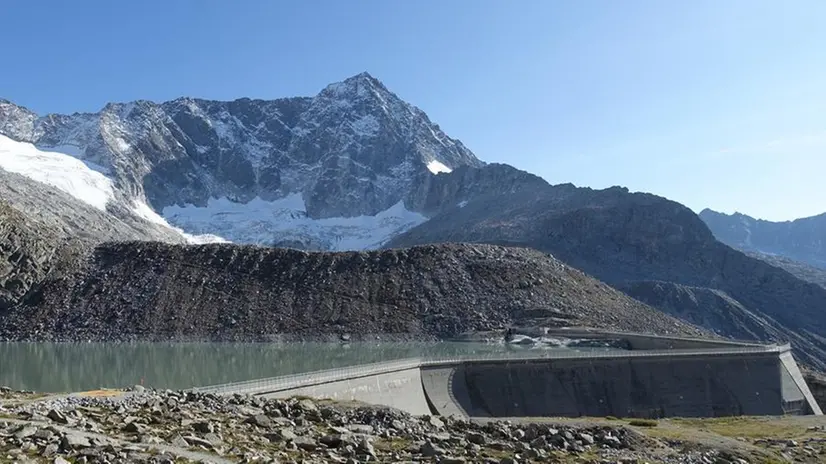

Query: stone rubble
1,388,762,464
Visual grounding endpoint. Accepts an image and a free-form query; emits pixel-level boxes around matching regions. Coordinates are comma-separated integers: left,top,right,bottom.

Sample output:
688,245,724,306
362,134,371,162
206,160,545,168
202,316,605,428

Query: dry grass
666,416,809,440
373,437,414,452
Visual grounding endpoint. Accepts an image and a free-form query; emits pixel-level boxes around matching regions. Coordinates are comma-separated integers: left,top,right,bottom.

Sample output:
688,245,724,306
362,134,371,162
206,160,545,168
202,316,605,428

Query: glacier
162,193,428,251
0,134,429,250
0,134,115,211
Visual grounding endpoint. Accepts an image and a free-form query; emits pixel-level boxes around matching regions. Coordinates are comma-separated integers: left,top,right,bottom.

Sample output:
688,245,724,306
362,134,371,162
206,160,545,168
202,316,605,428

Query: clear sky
2,0,824,221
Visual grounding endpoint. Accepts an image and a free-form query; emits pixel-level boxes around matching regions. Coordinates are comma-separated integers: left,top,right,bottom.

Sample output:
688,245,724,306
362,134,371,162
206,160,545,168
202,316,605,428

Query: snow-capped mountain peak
0,73,484,250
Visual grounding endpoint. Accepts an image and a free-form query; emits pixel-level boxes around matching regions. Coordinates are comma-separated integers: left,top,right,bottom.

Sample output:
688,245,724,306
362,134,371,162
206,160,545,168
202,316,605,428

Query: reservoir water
0,341,594,393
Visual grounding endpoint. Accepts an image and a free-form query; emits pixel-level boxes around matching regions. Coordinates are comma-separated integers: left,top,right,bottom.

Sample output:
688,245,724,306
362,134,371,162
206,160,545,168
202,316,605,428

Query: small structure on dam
194,330,822,419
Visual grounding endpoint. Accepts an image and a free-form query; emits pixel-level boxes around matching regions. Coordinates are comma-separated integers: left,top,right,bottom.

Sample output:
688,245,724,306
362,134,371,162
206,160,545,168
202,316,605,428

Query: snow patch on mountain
0,134,114,210
162,194,428,251
132,200,227,245
427,160,452,174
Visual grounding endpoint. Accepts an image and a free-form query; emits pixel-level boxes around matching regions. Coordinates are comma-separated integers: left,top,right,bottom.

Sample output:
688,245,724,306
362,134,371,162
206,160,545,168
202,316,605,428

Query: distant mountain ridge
700,209,826,270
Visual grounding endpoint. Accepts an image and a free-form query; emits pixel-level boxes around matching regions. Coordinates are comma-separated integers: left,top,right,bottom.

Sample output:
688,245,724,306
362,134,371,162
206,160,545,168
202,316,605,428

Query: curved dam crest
195,333,822,419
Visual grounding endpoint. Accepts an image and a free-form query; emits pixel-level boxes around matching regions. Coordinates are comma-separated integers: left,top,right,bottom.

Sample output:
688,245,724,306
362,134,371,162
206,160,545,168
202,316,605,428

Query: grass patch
628,419,658,427
548,449,607,463
480,448,516,460
668,417,803,439
373,437,413,452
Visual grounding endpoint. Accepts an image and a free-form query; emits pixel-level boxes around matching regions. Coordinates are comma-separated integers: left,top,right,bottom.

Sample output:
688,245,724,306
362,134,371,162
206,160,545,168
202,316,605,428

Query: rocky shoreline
1,387,766,464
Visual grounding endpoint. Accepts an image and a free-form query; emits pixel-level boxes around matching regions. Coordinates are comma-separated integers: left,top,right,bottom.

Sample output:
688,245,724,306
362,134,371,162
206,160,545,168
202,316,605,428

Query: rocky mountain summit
0,72,481,250
700,209,826,270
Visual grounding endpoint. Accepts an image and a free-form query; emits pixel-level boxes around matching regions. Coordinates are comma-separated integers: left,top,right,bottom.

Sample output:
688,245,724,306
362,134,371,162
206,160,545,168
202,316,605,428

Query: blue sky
2,0,824,221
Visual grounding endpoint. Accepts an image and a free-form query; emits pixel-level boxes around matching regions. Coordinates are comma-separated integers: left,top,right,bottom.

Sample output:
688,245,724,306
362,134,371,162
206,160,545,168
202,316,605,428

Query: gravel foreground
0,387,793,464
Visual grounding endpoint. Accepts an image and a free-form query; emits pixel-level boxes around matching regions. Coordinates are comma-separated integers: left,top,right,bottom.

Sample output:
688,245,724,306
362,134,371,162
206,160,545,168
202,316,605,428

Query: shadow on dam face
440,356,784,419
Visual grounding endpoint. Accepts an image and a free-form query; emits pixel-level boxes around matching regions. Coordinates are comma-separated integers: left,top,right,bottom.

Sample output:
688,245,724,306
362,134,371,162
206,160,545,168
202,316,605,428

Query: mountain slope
0,73,482,250
743,251,826,289
619,280,826,369
0,242,706,342
387,164,826,369
0,167,189,314
700,209,826,269
0,200,69,311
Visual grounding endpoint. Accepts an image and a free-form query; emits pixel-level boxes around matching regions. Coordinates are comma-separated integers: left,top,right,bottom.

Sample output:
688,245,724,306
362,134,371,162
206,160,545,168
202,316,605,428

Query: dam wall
194,339,820,419
259,367,432,416
447,353,783,418
193,358,432,416
779,351,823,415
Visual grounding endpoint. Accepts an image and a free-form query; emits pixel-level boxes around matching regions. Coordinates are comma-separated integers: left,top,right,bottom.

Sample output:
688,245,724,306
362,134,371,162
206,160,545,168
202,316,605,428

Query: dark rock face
0,201,64,312
700,209,826,270
388,170,826,369
0,242,705,342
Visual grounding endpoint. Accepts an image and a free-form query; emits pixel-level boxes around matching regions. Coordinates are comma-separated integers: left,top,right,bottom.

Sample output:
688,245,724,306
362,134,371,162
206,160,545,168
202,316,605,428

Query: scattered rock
47,409,69,424
347,423,374,434
123,422,146,433
14,425,38,439
421,441,446,457
0,387,684,464
357,437,376,457
428,416,445,429
183,435,214,449
467,432,486,445
61,432,92,450
245,414,272,428
192,420,215,433
294,436,318,451
320,434,343,448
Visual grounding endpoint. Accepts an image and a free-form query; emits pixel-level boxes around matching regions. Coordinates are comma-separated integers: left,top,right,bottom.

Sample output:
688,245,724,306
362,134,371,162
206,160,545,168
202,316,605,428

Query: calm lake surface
0,341,585,393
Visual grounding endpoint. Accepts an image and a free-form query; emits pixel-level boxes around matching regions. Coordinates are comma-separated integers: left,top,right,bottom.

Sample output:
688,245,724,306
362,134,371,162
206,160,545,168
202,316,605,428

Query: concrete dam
194,331,822,419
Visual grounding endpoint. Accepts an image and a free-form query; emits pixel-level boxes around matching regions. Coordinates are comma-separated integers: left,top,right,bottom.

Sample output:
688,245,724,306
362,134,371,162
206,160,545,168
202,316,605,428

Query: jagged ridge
700,208,826,270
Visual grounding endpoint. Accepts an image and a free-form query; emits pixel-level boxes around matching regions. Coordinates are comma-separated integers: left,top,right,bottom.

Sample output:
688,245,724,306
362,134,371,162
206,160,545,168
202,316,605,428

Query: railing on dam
192,343,790,396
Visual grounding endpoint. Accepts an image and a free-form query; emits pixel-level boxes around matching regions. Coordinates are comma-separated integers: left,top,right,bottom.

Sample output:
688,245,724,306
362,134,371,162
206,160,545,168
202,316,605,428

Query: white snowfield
0,134,115,211
132,199,227,244
163,194,428,251
427,159,452,174
0,133,429,250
